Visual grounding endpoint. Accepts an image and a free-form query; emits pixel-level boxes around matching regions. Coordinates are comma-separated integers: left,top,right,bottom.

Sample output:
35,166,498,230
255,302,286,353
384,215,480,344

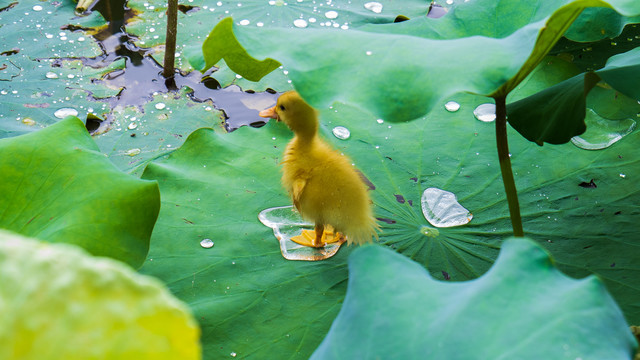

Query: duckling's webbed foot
313,223,324,247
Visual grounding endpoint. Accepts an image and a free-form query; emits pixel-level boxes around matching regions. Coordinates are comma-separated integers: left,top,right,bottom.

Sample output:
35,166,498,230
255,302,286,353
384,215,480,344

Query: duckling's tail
344,217,380,246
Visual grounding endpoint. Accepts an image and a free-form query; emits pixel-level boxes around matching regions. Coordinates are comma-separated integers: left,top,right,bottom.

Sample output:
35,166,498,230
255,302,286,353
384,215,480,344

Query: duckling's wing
291,178,307,211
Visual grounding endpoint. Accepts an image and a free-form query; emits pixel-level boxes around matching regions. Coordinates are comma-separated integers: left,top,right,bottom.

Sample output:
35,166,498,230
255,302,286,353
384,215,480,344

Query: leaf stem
494,96,524,237
163,0,178,81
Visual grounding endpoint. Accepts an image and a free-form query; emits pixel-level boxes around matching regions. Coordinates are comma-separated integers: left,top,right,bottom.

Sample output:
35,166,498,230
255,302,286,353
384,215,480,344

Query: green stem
163,0,178,80
494,96,524,237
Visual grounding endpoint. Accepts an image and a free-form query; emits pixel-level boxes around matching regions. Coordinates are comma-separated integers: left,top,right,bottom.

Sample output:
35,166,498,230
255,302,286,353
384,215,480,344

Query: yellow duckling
259,91,379,247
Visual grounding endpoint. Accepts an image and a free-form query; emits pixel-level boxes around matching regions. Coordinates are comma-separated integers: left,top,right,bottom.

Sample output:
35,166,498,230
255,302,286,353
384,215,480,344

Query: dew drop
125,148,141,156
200,238,214,248
332,126,350,140
155,102,166,110
32,5,43,11
325,10,338,19
128,122,138,130
364,2,383,13
53,108,78,119
473,103,496,122
239,19,250,26
620,173,626,178
230,352,237,357
22,118,36,126
45,72,58,79
376,119,384,124
366,50,372,56
444,101,461,112
293,19,308,28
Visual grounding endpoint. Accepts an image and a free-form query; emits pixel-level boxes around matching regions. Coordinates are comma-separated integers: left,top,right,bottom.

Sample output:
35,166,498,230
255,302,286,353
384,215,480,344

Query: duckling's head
259,91,318,138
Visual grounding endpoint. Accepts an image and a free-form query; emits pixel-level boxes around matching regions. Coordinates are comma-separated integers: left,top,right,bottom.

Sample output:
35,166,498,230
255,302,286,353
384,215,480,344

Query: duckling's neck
289,111,318,142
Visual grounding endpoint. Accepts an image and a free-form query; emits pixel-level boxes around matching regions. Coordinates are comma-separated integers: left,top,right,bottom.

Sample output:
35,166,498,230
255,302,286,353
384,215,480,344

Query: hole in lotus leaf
421,188,473,227
571,108,636,150
258,206,344,261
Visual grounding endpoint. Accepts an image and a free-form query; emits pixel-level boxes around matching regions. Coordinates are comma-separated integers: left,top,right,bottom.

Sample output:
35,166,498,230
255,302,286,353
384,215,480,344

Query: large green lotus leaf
139,124,353,358
0,117,160,268
312,238,637,359
0,229,201,360
0,1,120,139
201,0,640,122
139,90,640,359
507,47,640,145
92,88,226,175
128,0,428,90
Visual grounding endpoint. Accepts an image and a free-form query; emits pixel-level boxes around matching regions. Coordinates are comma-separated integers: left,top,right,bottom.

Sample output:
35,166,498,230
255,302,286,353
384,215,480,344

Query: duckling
259,91,379,247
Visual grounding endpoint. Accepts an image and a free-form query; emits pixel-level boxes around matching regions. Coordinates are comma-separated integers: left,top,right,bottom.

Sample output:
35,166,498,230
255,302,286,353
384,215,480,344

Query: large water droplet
128,122,138,130
32,5,43,11
45,72,58,79
325,10,338,19
258,206,343,261
444,101,460,112
571,108,636,150
473,103,496,122
293,19,308,28
155,102,166,110
332,126,350,140
239,19,250,26
364,2,383,13
200,238,214,248
54,108,78,119
421,187,473,227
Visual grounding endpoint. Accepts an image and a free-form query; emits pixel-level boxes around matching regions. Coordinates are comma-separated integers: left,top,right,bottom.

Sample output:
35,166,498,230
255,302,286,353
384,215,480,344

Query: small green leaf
201,18,281,81
0,117,160,268
312,238,637,360
507,46,640,145
0,229,201,360
507,72,601,145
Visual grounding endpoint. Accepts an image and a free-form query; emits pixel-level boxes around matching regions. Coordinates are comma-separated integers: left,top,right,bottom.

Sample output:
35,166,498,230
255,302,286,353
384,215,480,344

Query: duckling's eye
279,105,286,111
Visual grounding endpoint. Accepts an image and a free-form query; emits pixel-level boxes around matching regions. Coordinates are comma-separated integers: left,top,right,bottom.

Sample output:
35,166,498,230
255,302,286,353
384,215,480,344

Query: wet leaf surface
0,117,160,268
312,239,636,360
139,89,640,357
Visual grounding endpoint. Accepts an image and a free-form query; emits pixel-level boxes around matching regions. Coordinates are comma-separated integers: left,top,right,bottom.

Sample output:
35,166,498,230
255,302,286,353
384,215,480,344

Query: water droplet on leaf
364,2,383,13
571,109,636,150
325,10,338,19
200,239,214,248
125,148,141,156
421,187,473,227
473,103,496,122
53,108,78,119
444,101,460,112
293,19,308,28
155,103,166,110
332,126,350,140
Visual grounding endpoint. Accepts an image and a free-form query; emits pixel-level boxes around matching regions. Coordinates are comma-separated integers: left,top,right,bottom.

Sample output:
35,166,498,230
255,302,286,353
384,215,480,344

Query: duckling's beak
259,106,279,121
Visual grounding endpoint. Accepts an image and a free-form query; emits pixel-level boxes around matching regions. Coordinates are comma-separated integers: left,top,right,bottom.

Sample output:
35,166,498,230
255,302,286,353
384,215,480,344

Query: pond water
72,0,278,133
